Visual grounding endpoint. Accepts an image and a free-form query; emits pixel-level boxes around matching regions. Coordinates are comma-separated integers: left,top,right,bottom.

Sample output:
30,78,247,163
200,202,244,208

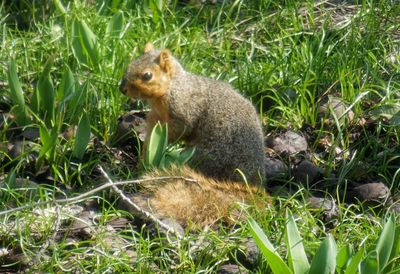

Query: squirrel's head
119,43,177,99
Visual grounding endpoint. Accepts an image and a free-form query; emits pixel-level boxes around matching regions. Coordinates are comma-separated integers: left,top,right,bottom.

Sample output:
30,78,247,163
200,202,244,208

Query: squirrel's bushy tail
133,165,269,229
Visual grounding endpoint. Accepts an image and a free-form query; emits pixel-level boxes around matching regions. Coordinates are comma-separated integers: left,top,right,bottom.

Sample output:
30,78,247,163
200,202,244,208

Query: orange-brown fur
139,166,268,229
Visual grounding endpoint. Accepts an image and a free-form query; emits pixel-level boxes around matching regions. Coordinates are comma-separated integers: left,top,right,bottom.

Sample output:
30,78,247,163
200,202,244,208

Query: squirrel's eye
142,72,153,81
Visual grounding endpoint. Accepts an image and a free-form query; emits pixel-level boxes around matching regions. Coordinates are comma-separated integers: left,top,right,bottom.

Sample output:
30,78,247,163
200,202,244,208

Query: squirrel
119,43,267,228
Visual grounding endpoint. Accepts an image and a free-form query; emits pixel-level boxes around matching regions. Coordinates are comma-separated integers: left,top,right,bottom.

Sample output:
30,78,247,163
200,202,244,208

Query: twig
98,165,184,240
0,175,197,216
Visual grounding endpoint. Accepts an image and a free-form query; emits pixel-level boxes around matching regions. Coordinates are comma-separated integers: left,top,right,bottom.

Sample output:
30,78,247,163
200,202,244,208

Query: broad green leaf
345,248,365,274
39,124,51,147
309,234,337,274
176,146,196,165
106,11,124,38
37,59,55,125
57,66,75,103
66,80,87,123
336,245,352,271
248,218,293,274
7,59,28,126
37,124,59,169
286,210,310,274
164,147,196,168
71,20,87,66
144,0,163,23
71,19,99,68
73,111,91,160
360,251,378,274
145,122,168,169
386,226,400,271
79,20,99,65
375,215,395,271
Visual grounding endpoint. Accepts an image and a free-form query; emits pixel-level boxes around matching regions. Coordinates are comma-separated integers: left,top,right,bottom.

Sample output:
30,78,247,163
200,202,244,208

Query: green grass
0,0,399,272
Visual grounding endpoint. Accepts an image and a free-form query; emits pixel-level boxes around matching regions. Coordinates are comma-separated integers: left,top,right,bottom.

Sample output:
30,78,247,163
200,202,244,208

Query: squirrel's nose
119,78,127,94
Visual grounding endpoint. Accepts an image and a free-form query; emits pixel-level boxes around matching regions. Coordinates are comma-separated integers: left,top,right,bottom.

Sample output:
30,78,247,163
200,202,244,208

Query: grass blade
248,218,293,274
308,234,337,274
7,59,28,126
73,111,91,160
286,210,310,274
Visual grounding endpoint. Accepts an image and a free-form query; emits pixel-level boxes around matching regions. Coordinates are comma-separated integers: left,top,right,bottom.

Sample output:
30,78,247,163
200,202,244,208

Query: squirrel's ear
144,43,154,53
159,49,174,75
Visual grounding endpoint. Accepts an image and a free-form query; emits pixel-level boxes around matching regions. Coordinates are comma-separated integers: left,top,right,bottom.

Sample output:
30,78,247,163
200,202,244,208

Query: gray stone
8,140,35,159
217,264,247,274
294,160,323,184
0,178,41,200
265,131,308,155
264,157,288,178
353,182,391,204
318,96,354,122
115,111,147,144
308,196,339,221
21,127,40,140
236,238,260,268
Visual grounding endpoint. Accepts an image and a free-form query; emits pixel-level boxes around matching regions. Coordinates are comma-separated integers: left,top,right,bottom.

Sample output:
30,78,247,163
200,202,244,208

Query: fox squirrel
119,43,265,182
119,43,267,228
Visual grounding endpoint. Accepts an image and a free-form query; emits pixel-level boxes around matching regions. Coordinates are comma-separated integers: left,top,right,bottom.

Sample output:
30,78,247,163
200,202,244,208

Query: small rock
70,210,97,238
265,131,308,155
236,238,260,268
0,178,41,200
318,96,354,122
101,230,131,253
20,127,40,140
264,157,288,178
386,50,400,65
8,140,35,159
61,125,77,140
390,203,400,214
217,264,247,274
308,196,340,222
157,218,185,238
293,160,323,184
125,250,139,265
115,111,147,144
352,182,391,204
